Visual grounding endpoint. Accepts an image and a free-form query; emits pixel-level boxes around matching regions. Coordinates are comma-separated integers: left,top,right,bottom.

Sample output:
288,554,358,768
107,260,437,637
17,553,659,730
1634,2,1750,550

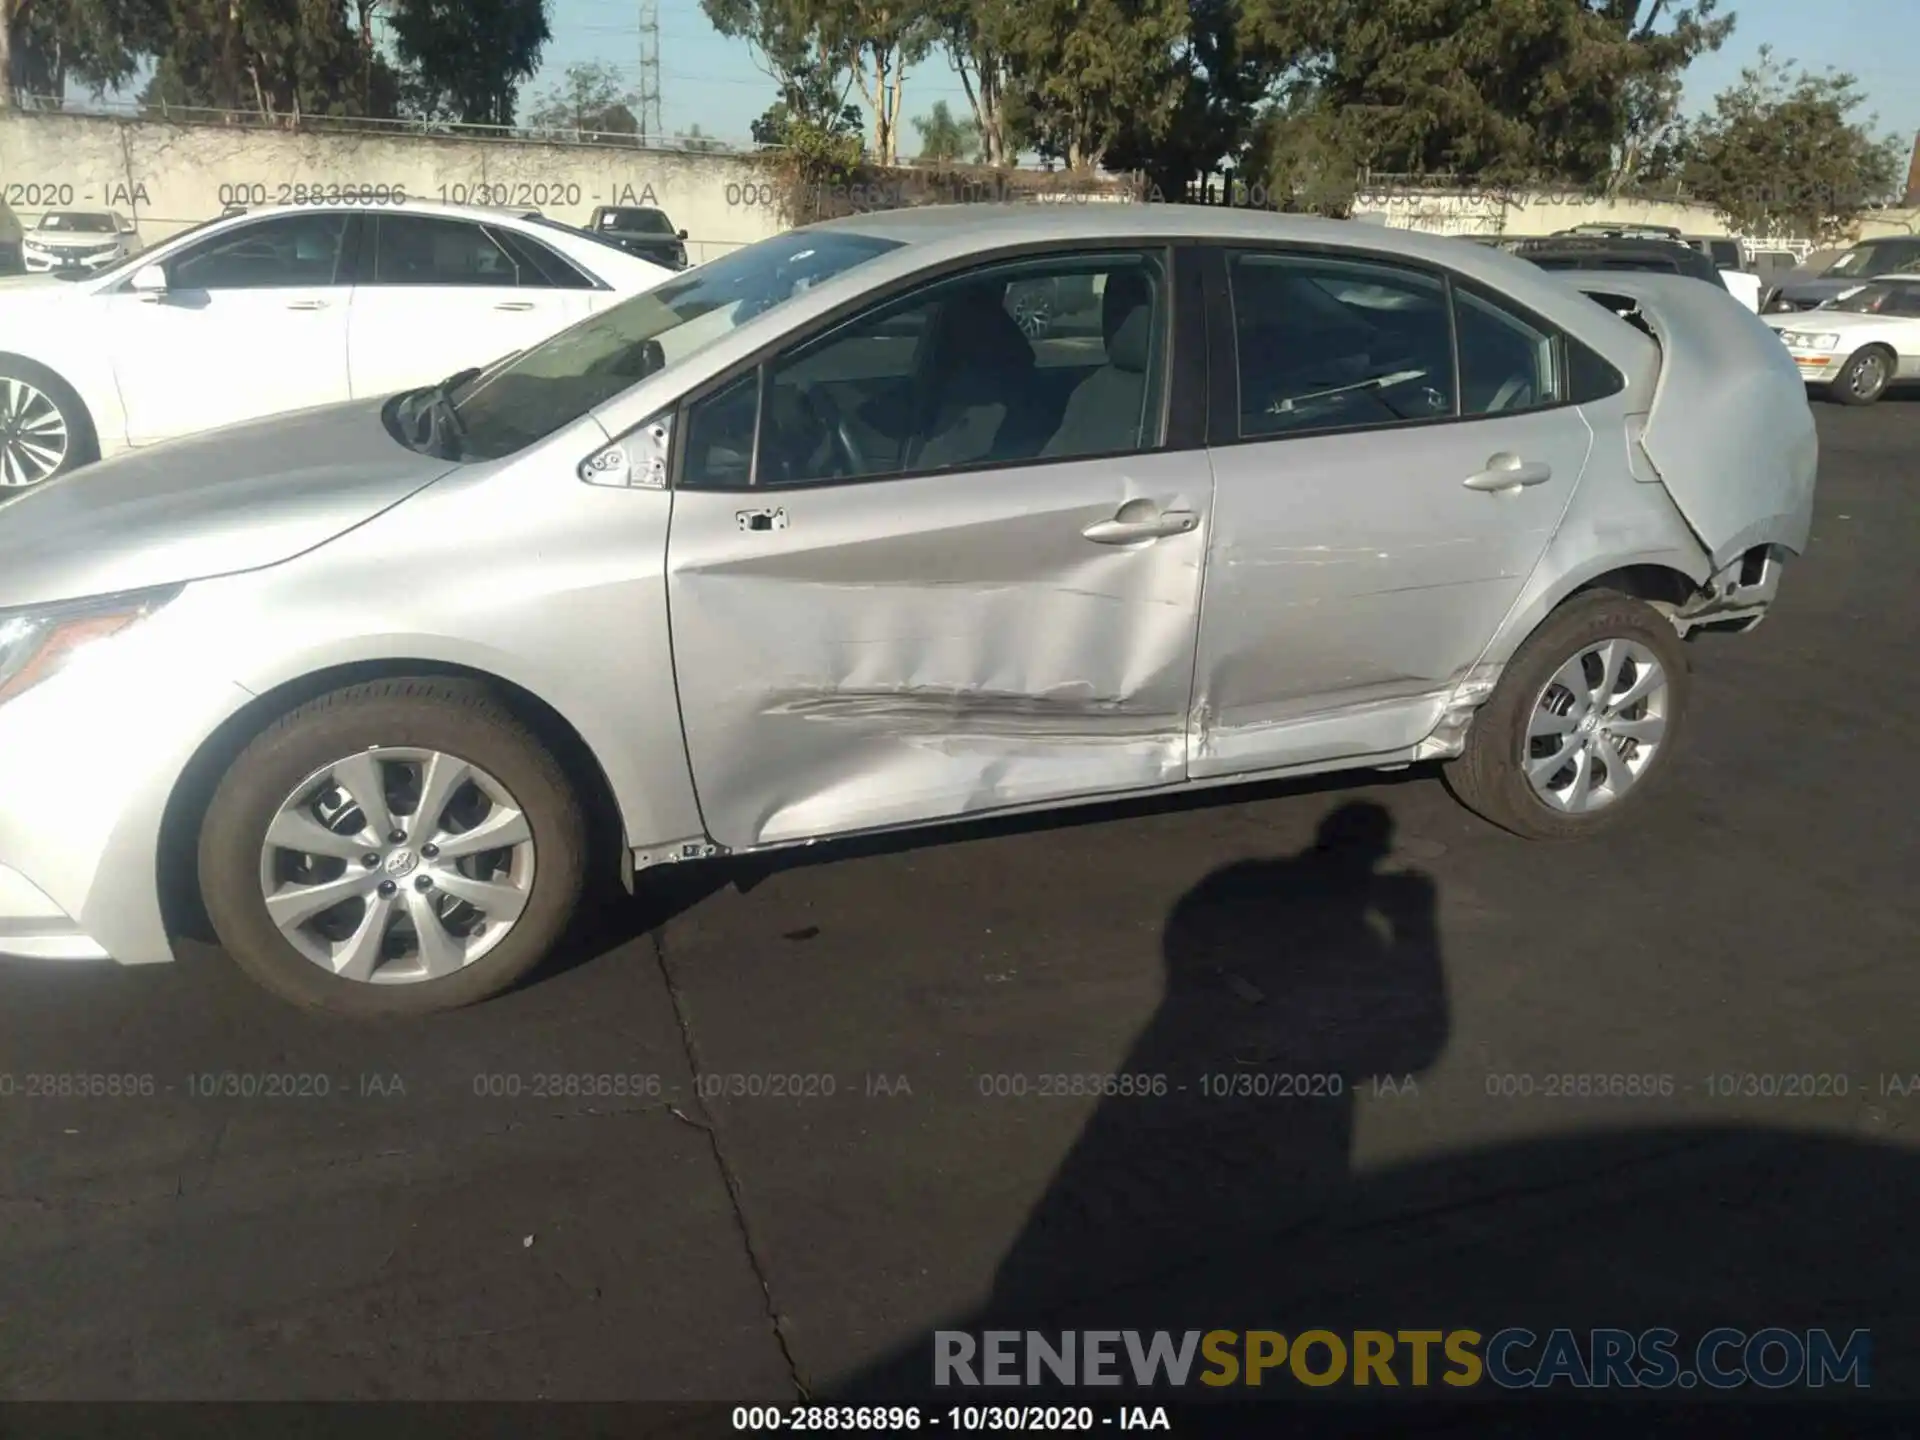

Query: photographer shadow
833,799,1920,1416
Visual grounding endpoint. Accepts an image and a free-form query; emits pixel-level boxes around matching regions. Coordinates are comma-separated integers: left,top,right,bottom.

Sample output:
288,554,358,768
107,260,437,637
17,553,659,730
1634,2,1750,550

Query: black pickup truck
585,205,689,270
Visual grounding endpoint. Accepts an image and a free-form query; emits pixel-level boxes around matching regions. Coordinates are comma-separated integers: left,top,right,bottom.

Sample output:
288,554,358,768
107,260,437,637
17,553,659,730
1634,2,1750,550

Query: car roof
804,201,1547,265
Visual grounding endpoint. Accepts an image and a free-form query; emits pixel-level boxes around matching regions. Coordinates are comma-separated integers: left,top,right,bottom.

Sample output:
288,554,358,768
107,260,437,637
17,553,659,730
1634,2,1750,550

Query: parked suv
586,205,689,269
1510,236,1733,295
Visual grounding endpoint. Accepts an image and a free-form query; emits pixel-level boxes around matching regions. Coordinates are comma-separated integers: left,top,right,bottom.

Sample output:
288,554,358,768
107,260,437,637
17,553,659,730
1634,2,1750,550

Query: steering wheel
792,382,869,477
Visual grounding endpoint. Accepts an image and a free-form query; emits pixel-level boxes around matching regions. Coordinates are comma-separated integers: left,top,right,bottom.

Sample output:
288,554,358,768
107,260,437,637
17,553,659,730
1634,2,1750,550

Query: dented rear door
665,452,1210,851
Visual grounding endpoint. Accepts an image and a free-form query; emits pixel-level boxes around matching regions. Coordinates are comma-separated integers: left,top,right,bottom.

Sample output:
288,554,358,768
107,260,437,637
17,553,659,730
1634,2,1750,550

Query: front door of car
347,214,594,400
1190,247,1593,776
663,247,1212,852
105,211,356,445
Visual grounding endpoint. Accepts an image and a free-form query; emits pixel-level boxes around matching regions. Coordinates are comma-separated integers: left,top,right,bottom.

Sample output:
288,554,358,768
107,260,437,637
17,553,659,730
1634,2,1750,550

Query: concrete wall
6,111,1917,261
0,111,790,260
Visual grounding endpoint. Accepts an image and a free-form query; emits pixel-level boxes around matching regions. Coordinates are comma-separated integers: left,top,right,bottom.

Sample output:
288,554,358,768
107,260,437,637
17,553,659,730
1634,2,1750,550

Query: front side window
167,213,350,290
696,249,1169,489
1229,251,1455,437
447,229,901,462
374,215,523,287
1454,287,1561,415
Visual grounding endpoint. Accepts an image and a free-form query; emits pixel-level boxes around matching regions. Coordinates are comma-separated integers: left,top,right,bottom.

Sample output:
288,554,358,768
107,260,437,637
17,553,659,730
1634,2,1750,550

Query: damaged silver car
0,206,1817,1014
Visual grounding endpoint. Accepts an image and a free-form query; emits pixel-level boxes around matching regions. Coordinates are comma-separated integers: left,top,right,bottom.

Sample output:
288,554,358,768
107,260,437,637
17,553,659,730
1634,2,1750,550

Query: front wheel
0,360,97,490
198,678,587,1016
1443,591,1692,840
1832,346,1892,406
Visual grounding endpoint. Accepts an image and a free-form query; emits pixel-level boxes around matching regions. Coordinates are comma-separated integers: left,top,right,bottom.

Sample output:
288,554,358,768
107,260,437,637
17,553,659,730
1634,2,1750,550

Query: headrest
938,286,1036,377
1102,273,1153,373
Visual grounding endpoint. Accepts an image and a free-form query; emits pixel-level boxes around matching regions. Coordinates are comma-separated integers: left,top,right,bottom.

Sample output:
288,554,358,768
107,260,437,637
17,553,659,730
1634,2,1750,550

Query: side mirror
677,229,688,240
130,262,168,298
580,410,673,490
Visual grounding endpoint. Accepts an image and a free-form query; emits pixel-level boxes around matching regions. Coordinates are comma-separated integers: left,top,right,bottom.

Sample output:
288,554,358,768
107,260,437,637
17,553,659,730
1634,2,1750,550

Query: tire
0,356,99,490
1442,590,1692,840
198,678,587,1017
1831,346,1893,406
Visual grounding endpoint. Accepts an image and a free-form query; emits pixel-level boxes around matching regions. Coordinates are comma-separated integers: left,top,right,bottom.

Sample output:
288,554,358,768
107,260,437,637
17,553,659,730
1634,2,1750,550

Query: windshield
602,208,674,234
39,213,116,233
445,228,901,461
1832,280,1920,315
1827,242,1920,278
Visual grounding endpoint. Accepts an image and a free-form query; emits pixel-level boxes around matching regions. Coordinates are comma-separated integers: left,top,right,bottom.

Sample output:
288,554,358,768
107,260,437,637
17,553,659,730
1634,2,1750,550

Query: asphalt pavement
2,399,1916,1421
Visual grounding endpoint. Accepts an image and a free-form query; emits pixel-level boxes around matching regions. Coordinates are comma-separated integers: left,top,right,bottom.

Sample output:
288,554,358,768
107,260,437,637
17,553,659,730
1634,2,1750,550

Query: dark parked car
586,205,689,269
0,197,22,275
1509,236,1732,294
1763,236,1920,313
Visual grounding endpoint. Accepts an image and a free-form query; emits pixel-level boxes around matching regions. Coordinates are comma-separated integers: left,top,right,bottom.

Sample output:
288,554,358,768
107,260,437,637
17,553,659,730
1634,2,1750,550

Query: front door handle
1463,453,1553,491
494,301,537,312
1082,504,1199,545
285,299,329,311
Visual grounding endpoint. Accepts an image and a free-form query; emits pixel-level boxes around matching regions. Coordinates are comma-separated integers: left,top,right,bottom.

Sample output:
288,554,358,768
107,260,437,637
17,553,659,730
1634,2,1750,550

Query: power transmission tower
636,0,664,145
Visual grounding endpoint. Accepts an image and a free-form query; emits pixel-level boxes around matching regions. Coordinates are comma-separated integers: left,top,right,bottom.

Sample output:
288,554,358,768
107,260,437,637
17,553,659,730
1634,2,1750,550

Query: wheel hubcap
259,747,536,984
1853,355,1885,396
0,377,70,488
1523,638,1669,815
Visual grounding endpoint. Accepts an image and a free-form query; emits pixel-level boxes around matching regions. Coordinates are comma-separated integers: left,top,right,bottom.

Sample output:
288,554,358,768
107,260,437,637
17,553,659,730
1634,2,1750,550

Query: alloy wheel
258,747,537,984
0,377,70,488
1523,639,1670,814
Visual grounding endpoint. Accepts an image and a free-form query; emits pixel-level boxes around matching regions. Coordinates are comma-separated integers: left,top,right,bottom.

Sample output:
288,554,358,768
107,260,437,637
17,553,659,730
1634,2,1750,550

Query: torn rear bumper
1670,546,1787,637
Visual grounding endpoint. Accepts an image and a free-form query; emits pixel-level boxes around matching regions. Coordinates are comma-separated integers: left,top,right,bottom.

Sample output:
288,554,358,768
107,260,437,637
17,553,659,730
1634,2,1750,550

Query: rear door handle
494,301,537,312
285,299,329,311
1463,454,1553,491
1082,507,1199,544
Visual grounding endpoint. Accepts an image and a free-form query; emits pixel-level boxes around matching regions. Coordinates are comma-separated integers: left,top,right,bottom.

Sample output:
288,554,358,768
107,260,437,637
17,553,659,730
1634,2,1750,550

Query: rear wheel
1443,591,1691,840
0,359,97,490
1832,345,1893,406
199,678,586,1016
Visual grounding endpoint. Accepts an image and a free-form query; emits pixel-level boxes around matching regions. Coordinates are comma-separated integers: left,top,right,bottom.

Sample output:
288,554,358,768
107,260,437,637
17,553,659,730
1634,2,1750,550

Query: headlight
1778,331,1840,350
0,587,180,709
23,239,48,252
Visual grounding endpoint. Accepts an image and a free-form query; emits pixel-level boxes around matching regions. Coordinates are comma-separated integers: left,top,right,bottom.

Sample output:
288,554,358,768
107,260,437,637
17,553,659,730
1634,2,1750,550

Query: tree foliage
526,59,638,135
4,0,162,107
1000,0,1187,172
922,0,1016,166
911,96,976,162
1673,46,1907,242
137,0,391,120
387,0,549,127
1242,0,1734,186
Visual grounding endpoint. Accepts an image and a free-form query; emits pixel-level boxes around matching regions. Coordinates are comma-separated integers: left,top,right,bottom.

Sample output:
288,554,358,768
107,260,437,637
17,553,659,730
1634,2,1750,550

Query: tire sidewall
1469,594,1692,839
199,686,585,1017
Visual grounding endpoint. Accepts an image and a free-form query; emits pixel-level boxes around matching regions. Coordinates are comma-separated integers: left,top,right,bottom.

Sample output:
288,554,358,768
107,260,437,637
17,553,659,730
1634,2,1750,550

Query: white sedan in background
0,201,674,489
1763,274,1920,405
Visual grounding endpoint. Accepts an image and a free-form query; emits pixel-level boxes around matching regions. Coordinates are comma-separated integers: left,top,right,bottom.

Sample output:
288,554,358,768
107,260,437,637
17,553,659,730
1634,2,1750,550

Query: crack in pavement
651,928,810,1401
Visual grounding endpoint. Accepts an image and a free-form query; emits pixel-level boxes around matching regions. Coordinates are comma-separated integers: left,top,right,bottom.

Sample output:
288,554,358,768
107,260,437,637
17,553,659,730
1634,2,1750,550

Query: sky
523,0,1920,155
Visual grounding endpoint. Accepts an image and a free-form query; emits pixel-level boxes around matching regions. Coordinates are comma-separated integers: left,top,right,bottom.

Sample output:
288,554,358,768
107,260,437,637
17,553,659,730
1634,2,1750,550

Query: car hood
1763,310,1905,333
28,233,124,247
0,398,459,610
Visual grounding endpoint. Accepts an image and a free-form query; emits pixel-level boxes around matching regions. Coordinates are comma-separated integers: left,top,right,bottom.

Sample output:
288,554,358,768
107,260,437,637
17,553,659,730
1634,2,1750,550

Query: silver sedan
0,205,1818,1015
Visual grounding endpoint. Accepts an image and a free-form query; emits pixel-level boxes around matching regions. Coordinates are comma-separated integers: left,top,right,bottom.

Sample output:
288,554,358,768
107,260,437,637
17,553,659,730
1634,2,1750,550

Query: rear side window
492,227,594,289
1453,287,1562,415
1228,251,1456,437
1567,336,1627,402
1707,239,1742,269
373,215,522,287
